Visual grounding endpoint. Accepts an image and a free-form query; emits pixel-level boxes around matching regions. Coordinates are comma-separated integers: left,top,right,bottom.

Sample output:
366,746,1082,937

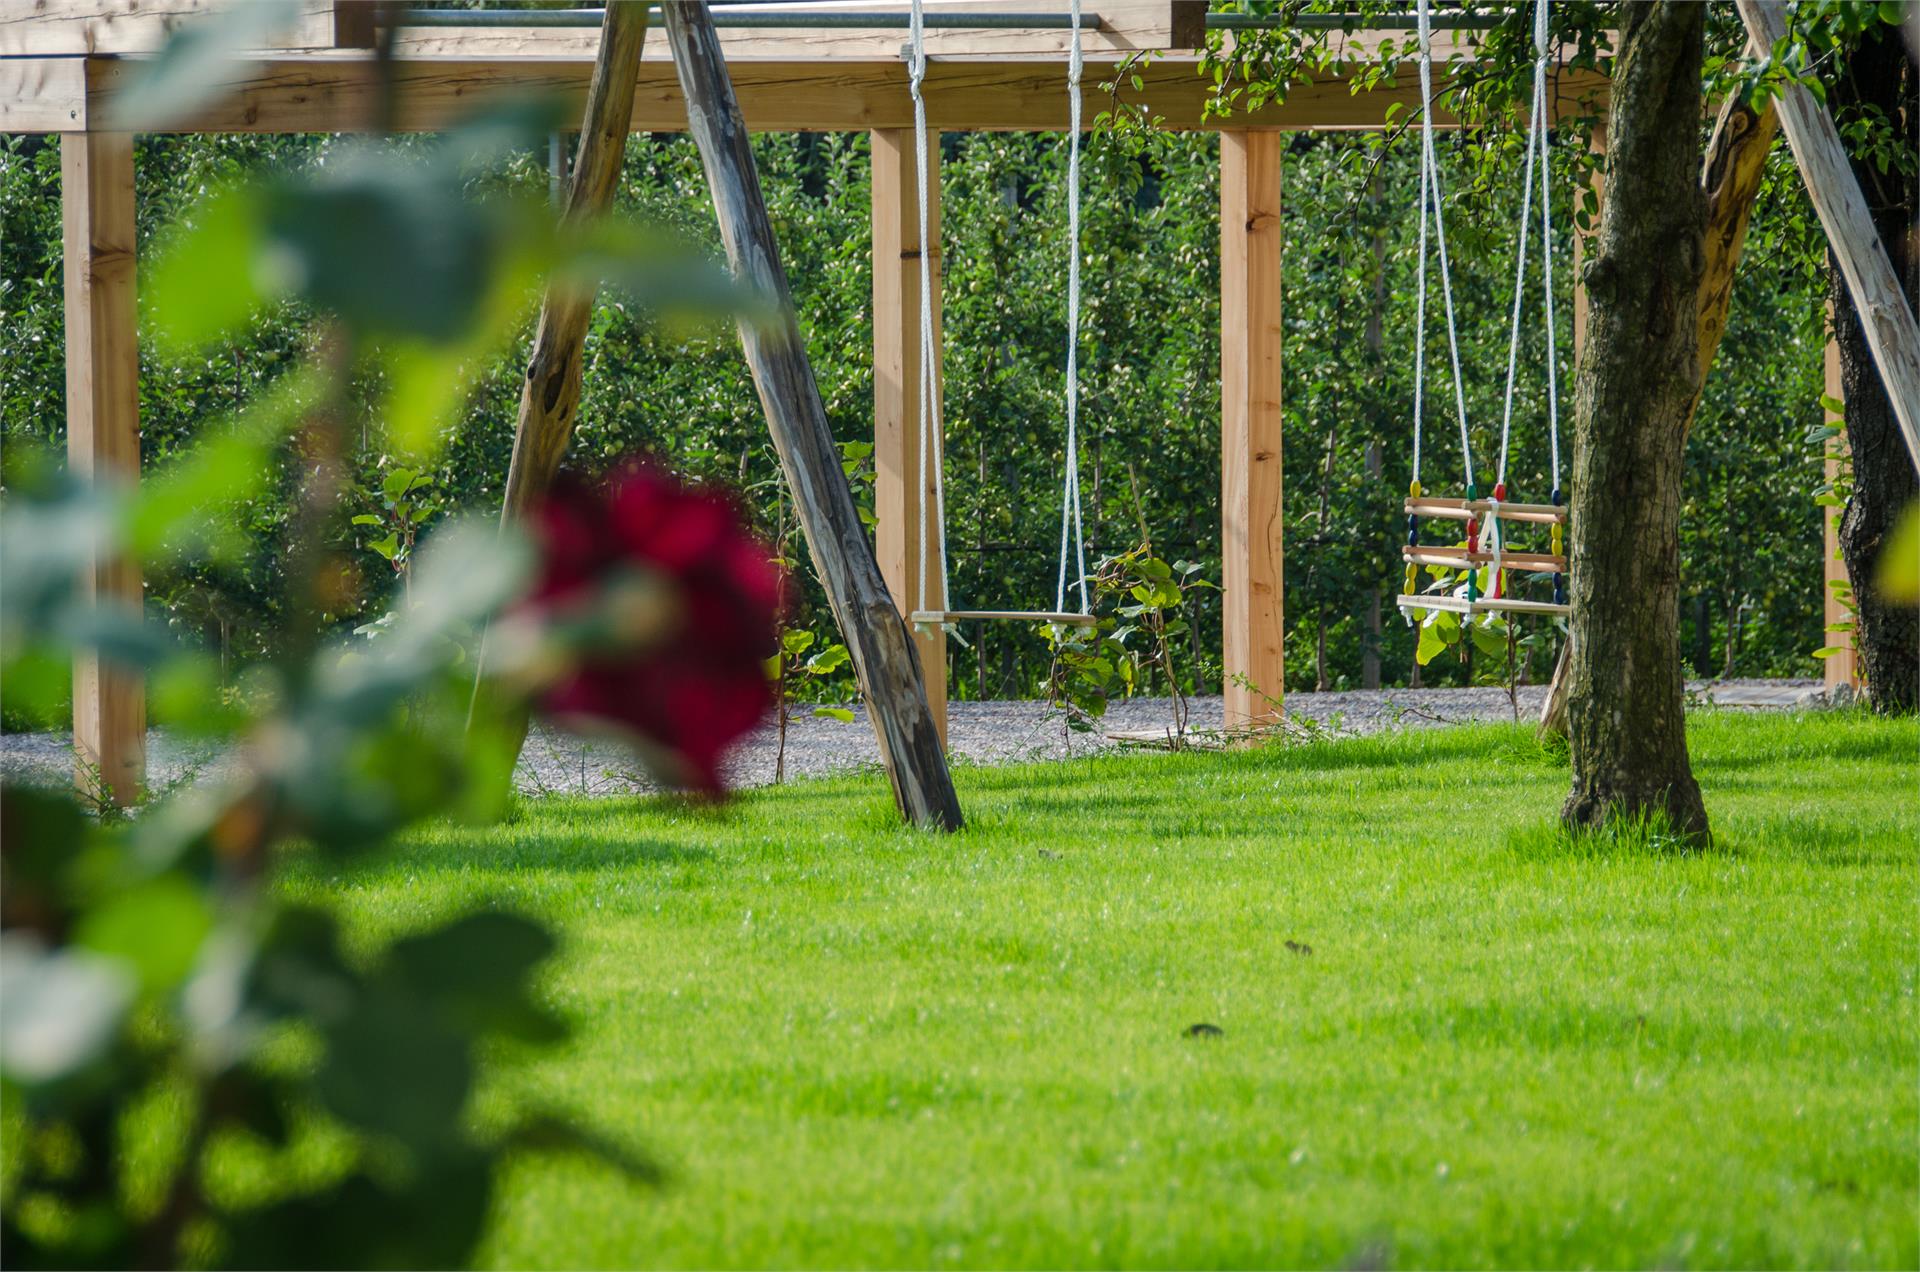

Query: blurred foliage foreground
0,98,780,1269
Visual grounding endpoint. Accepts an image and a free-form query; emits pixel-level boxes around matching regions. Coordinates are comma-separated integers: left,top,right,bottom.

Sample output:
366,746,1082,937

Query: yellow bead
1409,480,1423,498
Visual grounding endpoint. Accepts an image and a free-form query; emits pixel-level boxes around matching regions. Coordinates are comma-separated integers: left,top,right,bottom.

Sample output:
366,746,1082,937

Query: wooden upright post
63,131,144,806
1822,329,1860,690
871,128,948,743
1220,131,1284,729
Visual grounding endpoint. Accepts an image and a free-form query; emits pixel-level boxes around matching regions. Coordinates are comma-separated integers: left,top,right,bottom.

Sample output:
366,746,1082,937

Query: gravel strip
1,679,1822,800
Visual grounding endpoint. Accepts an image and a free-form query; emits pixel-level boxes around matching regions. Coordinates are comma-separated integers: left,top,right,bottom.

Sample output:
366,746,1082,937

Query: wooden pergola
6,1,1618,805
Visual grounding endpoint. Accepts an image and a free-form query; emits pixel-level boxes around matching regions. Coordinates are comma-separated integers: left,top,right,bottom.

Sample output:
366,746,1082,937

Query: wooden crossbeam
1395,594,1570,617
1404,496,1567,524
35,55,1608,136
1403,545,1566,573
912,609,1100,626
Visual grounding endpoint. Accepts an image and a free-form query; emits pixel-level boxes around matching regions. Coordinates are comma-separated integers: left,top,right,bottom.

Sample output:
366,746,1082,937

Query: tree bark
662,1,963,830
1828,30,1918,713
1561,1,1709,838
1541,87,1778,741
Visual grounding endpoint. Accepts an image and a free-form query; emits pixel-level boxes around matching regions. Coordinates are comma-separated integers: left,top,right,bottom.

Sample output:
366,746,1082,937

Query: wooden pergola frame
6,1,1618,804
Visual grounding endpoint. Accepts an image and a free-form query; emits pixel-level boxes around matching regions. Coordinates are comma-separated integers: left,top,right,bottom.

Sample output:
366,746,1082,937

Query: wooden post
1220,131,1284,729
1736,0,1920,478
63,130,144,806
1822,328,1860,690
663,2,962,830
871,128,948,743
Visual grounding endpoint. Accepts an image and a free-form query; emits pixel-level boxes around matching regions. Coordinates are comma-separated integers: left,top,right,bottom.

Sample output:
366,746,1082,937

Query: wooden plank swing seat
1401,543,1566,573
911,609,1100,627
1403,496,1567,524
1395,593,1569,617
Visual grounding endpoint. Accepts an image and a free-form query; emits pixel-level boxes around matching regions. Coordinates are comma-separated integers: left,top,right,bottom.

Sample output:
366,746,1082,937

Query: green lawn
286,711,1919,1269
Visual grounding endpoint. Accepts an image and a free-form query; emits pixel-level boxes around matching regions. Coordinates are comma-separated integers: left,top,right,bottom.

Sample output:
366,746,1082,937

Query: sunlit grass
282,710,1919,1269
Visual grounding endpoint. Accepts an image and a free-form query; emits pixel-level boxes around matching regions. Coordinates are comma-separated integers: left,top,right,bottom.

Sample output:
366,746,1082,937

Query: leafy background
0,120,1827,719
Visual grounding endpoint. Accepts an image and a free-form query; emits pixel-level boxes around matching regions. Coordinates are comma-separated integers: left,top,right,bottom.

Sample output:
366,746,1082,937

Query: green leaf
1874,500,1920,603
804,644,850,674
147,185,271,349
75,875,214,995
370,534,401,560
0,940,136,1086
812,706,856,723
1811,646,1848,659
100,0,305,131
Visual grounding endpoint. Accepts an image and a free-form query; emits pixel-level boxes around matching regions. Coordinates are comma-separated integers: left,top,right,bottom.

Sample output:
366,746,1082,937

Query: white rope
909,0,949,615
1413,0,1473,491
1536,0,1562,491
1055,0,1089,614
1496,0,1560,489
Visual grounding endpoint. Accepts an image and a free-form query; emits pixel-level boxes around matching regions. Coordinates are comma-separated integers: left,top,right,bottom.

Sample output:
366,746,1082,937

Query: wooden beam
62,131,144,808
64,55,1611,136
1736,0,1920,477
0,55,88,132
386,0,1180,62
1220,131,1284,729
871,127,948,744
1822,326,1860,691
0,0,333,55
663,2,962,830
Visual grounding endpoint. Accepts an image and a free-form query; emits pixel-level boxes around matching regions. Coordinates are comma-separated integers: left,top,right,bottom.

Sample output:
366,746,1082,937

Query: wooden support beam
1736,0,1920,477
1220,131,1284,729
664,2,961,830
63,55,1611,137
1822,328,1860,691
0,56,88,132
62,131,144,807
0,0,333,55
386,0,1180,61
872,127,948,744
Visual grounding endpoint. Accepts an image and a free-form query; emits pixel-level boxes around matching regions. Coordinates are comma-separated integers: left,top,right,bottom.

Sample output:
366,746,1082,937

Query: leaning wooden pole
661,1,963,831
488,0,647,757
1736,0,1920,476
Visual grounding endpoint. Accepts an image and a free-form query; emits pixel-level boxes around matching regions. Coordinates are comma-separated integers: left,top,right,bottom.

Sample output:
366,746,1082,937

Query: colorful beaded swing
1397,0,1570,622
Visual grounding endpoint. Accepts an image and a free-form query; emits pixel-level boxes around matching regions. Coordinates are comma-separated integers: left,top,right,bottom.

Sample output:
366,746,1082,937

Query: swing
1397,0,1570,622
903,0,1100,631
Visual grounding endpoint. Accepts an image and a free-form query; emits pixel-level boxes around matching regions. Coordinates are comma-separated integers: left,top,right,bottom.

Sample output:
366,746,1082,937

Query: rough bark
662,1,963,830
1561,1,1709,838
1828,32,1918,713
1541,86,1778,742
497,1,648,523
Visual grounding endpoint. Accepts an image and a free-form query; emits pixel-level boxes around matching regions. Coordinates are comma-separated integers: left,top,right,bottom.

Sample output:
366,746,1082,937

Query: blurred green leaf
99,0,304,131
75,875,214,995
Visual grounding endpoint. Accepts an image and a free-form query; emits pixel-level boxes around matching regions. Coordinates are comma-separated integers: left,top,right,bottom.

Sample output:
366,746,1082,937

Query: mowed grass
284,710,1919,1270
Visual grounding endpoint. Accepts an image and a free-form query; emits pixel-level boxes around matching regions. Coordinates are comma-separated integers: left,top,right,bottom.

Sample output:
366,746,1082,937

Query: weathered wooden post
1220,130,1285,730
662,1,963,830
64,129,144,807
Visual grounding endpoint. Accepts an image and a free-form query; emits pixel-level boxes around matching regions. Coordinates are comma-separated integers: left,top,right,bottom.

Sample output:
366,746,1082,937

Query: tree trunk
1561,1,1709,838
1539,84,1781,738
1828,31,1918,713
662,1,963,830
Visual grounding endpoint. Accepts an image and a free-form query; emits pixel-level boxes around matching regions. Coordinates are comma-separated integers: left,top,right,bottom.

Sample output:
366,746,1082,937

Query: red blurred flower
525,462,781,792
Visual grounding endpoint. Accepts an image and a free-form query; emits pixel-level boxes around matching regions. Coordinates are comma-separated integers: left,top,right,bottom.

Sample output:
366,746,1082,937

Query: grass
282,710,1919,1269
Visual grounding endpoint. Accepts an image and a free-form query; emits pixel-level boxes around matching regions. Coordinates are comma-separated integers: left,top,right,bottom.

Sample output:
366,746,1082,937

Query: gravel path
1,679,1824,799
